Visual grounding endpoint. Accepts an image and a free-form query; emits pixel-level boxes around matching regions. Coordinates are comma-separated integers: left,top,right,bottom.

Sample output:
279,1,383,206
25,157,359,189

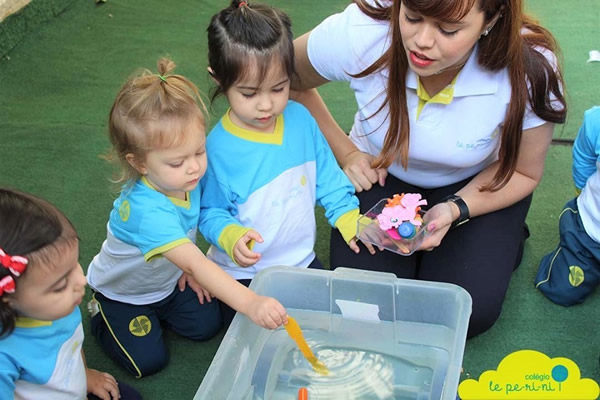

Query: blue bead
398,222,416,239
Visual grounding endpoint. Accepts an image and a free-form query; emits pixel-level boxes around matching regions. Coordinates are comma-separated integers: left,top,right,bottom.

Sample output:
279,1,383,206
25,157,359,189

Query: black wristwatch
442,194,470,228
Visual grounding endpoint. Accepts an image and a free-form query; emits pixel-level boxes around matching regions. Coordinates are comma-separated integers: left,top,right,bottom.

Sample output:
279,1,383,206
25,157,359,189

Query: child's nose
257,94,273,111
187,159,200,174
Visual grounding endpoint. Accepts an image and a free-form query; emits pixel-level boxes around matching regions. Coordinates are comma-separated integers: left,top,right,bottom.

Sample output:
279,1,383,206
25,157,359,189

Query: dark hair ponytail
207,1,296,104
0,188,78,337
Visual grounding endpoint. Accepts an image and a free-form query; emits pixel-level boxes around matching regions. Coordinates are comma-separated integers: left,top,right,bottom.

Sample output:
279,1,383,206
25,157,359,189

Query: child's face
8,242,87,321
225,62,290,133
137,126,207,199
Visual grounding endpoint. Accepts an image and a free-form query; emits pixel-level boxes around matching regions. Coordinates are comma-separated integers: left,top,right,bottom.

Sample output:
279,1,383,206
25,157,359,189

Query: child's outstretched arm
82,350,120,400
164,242,287,329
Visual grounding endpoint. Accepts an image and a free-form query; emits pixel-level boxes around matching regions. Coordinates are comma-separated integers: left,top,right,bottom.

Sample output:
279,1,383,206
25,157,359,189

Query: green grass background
0,1,599,399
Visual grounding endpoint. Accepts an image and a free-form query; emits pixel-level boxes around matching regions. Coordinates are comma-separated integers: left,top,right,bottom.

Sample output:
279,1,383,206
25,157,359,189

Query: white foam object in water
587,50,600,63
335,299,381,322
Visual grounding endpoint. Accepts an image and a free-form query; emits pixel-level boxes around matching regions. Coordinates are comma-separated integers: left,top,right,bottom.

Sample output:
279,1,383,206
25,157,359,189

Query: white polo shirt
307,2,553,188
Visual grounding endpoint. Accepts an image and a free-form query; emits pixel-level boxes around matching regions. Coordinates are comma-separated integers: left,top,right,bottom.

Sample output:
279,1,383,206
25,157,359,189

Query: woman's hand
343,151,387,192
233,230,263,267
417,202,455,251
247,295,288,329
86,368,119,400
178,272,213,304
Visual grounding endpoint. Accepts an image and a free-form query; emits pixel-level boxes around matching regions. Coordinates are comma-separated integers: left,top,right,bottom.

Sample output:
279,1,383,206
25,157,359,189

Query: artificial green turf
0,1,599,399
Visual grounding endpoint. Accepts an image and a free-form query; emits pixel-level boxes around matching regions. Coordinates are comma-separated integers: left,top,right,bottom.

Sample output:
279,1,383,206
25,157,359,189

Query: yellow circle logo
568,266,584,287
119,200,130,222
300,175,307,186
129,315,151,337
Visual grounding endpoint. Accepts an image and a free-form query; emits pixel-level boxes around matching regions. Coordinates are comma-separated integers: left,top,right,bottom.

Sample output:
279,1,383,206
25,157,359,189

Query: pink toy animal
377,193,427,239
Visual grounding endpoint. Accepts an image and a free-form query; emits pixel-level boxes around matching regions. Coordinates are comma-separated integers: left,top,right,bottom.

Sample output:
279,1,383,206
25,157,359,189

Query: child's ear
207,67,219,85
126,153,147,175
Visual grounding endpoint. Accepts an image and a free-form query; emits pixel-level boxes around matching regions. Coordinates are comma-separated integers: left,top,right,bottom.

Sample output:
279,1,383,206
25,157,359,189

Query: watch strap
442,194,470,228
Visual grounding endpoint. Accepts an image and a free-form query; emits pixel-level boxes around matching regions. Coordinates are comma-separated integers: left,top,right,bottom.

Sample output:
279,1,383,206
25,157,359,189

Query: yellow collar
140,176,191,209
15,317,52,328
222,109,284,145
415,73,460,119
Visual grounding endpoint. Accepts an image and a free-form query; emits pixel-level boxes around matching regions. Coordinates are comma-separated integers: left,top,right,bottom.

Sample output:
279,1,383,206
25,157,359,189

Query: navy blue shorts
90,284,222,377
535,197,600,306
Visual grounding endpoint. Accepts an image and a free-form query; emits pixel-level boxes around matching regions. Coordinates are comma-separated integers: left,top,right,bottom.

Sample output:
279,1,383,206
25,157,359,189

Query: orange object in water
284,316,329,375
298,387,308,400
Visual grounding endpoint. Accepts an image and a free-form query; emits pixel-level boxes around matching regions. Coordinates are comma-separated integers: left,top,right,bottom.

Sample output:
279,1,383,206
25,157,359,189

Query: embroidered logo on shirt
119,200,131,222
129,315,152,337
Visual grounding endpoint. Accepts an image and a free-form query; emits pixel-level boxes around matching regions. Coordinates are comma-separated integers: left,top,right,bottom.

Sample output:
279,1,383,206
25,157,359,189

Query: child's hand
348,237,377,255
178,272,214,304
233,230,263,267
86,368,119,400
247,295,287,329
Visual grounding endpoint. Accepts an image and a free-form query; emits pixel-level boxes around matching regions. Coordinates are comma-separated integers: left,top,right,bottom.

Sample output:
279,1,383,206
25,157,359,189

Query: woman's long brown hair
353,0,566,191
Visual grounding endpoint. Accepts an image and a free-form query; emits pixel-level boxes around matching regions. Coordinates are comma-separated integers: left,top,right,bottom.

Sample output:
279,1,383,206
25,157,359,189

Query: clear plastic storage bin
195,266,472,400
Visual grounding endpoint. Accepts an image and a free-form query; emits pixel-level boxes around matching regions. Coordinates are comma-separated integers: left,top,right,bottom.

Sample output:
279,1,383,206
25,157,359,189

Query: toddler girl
86,58,287,378
202,1,368,323
0,188,141,399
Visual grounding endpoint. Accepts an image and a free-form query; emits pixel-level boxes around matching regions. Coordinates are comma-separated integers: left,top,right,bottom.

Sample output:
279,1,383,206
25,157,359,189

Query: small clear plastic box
357,198,427,256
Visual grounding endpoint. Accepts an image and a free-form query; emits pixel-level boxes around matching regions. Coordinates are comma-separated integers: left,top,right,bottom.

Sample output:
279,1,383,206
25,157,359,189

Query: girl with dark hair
0,188,141,399
202,1,368,324
292,0,566,338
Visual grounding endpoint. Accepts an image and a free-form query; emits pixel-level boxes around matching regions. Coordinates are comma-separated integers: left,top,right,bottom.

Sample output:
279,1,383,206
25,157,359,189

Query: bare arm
421,123,554,249
291,32,387,191
163,242,287,329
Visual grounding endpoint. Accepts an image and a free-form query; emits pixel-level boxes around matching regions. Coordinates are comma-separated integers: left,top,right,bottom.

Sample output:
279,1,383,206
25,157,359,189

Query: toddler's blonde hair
107,58,208,185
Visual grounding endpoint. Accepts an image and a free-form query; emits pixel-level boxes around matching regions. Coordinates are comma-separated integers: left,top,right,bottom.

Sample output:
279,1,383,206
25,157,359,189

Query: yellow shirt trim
222,109,284,145
416,73,460,119
15,317,52,328
144,238,191,262
334,208,361,244
140,176,191,209
218,224,253,266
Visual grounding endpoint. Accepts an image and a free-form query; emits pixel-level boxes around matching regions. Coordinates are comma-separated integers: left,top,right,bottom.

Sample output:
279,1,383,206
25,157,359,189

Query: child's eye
242,92,256,98
54,279,68,293
169,162,183,168
273,88,284,93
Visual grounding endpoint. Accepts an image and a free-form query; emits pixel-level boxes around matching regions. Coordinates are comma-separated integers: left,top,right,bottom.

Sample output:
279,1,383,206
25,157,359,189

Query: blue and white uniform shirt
87,177,201,304
200,101,359,280
0,308,86,400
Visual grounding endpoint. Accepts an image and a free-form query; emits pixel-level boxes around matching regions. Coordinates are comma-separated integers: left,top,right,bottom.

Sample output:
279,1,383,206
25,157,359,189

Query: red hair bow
0,248,28,276
0,275,15,295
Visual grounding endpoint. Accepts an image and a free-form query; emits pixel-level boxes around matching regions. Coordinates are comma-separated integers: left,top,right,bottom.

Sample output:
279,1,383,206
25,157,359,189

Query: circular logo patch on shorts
568,265,584,287
129,315,151,337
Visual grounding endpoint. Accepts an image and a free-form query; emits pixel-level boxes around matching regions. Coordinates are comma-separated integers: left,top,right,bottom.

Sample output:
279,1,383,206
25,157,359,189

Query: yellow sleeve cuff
218,224,254,265
144,238,191,262
334,208,361,244
575,187,582,196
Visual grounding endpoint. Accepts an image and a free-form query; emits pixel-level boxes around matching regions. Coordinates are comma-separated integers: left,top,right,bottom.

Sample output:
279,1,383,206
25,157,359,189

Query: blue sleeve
0,354,18,396
572,106,600,190
198,169,241,251
310,113,359,225
110,201,190,257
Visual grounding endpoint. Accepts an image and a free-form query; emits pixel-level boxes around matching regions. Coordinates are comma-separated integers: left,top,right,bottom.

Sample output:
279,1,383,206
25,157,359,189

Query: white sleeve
306,2,390,82
522,46,564,130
